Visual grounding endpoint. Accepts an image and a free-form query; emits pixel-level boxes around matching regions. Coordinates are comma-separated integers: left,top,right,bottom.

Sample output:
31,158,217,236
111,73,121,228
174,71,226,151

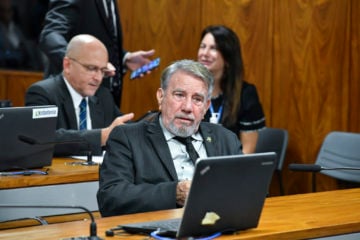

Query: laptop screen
0,105,58,171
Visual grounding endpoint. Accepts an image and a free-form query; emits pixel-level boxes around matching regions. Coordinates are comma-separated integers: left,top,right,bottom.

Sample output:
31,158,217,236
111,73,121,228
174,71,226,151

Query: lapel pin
206,137,212,143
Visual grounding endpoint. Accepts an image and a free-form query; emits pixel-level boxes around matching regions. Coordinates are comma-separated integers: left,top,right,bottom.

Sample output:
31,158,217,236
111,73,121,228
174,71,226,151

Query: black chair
136,110,158,122
255,127,289,195
310,131,360,192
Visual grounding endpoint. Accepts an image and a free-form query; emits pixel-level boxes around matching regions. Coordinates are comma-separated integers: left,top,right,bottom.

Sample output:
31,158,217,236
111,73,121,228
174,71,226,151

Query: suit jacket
39,0,126,83
25,74,122,156
97,113,242,216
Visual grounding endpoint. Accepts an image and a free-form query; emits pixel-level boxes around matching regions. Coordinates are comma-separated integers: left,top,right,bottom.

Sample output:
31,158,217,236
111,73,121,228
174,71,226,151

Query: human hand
101,113,134,146
110,113,135,128
104,62,116,77
176,180,191,206
125,49,155,71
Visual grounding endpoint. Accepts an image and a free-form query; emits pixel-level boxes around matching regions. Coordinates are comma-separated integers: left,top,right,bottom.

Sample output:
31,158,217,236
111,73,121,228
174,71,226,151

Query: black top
204,81,266,134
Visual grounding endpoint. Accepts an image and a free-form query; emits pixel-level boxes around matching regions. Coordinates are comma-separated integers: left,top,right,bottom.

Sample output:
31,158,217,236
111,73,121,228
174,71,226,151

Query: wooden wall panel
274,0,352,193
118,0,201,119
349,0,360,131
0,73,7,100
0,70,42,106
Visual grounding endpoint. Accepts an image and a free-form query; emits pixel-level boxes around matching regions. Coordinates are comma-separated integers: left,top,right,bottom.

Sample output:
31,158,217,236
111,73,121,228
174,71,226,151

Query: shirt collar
63,75,88,107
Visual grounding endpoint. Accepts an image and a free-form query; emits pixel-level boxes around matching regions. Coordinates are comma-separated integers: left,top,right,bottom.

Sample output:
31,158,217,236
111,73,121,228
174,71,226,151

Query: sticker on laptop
33,107,58,119
201,212,220,225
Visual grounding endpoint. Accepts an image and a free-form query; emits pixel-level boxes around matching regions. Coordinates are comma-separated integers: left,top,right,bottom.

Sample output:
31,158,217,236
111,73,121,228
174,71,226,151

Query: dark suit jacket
25,74,122,156
97,113,242,216
39,0,126,82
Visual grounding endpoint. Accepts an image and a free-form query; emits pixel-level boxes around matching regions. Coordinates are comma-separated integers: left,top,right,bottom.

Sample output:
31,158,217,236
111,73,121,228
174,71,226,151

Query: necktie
174,136,200,164
105,0,116,37
79,98,87,130
105,0,121,98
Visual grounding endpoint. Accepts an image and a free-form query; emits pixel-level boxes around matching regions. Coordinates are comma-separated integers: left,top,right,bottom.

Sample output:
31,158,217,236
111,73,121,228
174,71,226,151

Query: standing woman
198,25,265,154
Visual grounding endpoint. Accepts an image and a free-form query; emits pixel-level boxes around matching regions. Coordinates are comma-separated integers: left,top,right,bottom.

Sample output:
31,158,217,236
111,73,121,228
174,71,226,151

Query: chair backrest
255,127,289,171
315,131,360,183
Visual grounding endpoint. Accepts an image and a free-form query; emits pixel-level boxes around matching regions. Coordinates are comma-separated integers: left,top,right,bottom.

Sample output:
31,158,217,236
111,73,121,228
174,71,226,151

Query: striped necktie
79,98,87,130
174,136,199,164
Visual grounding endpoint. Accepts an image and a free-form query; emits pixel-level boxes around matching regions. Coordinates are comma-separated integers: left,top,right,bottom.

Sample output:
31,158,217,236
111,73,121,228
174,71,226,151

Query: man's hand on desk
176,180,191,206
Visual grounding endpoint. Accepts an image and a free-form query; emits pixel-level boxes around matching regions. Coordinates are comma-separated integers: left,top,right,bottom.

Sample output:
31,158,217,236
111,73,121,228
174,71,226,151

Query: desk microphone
288,163,360,172
0,204,102,240
18,135,96,166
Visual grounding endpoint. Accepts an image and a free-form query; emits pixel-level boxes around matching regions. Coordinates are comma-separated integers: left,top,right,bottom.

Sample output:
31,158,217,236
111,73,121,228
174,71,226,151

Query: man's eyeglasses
68,57,109,77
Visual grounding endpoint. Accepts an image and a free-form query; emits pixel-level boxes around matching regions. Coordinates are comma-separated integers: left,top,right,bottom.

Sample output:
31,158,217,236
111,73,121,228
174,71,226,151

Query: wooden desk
1,188,360,240
0,158,100,223
1,158,99,189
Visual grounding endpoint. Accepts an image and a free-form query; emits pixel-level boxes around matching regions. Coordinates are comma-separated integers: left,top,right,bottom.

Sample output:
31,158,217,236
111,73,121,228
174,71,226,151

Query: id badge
210,113,220,124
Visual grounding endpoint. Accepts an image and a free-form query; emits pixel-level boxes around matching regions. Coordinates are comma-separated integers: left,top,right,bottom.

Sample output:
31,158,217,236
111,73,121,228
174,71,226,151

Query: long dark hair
200,25,244,126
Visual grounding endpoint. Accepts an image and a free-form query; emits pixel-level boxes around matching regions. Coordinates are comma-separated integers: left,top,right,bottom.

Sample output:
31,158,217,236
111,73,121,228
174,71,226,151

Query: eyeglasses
171,91,206,107
68,57,109,77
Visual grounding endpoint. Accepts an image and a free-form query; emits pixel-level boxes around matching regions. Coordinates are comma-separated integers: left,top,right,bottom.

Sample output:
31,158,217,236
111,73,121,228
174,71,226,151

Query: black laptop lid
0,105,58,171
177,152,276,238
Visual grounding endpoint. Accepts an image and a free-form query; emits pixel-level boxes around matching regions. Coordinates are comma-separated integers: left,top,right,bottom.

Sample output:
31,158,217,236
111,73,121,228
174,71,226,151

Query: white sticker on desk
33,107,58,119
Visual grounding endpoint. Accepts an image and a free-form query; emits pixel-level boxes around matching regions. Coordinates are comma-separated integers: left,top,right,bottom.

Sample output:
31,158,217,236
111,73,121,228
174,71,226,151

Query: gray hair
160,59,214,99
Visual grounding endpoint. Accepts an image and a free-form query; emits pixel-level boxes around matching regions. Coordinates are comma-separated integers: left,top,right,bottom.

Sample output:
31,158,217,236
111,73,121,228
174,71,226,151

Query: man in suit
39,0,155,106
25,34,134,156
97,60,242,217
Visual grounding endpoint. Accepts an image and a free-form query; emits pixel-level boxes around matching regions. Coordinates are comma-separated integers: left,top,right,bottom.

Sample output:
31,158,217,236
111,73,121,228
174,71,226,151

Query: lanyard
209,102,223,124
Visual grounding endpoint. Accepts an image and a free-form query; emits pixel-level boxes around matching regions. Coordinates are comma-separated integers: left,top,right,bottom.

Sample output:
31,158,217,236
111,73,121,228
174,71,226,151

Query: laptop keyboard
120,218,182,234
139,218,181,231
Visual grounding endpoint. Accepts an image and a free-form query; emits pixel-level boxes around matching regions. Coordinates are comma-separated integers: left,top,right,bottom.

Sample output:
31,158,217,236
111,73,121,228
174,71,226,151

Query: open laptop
0,105,58,171
119,152,276,239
